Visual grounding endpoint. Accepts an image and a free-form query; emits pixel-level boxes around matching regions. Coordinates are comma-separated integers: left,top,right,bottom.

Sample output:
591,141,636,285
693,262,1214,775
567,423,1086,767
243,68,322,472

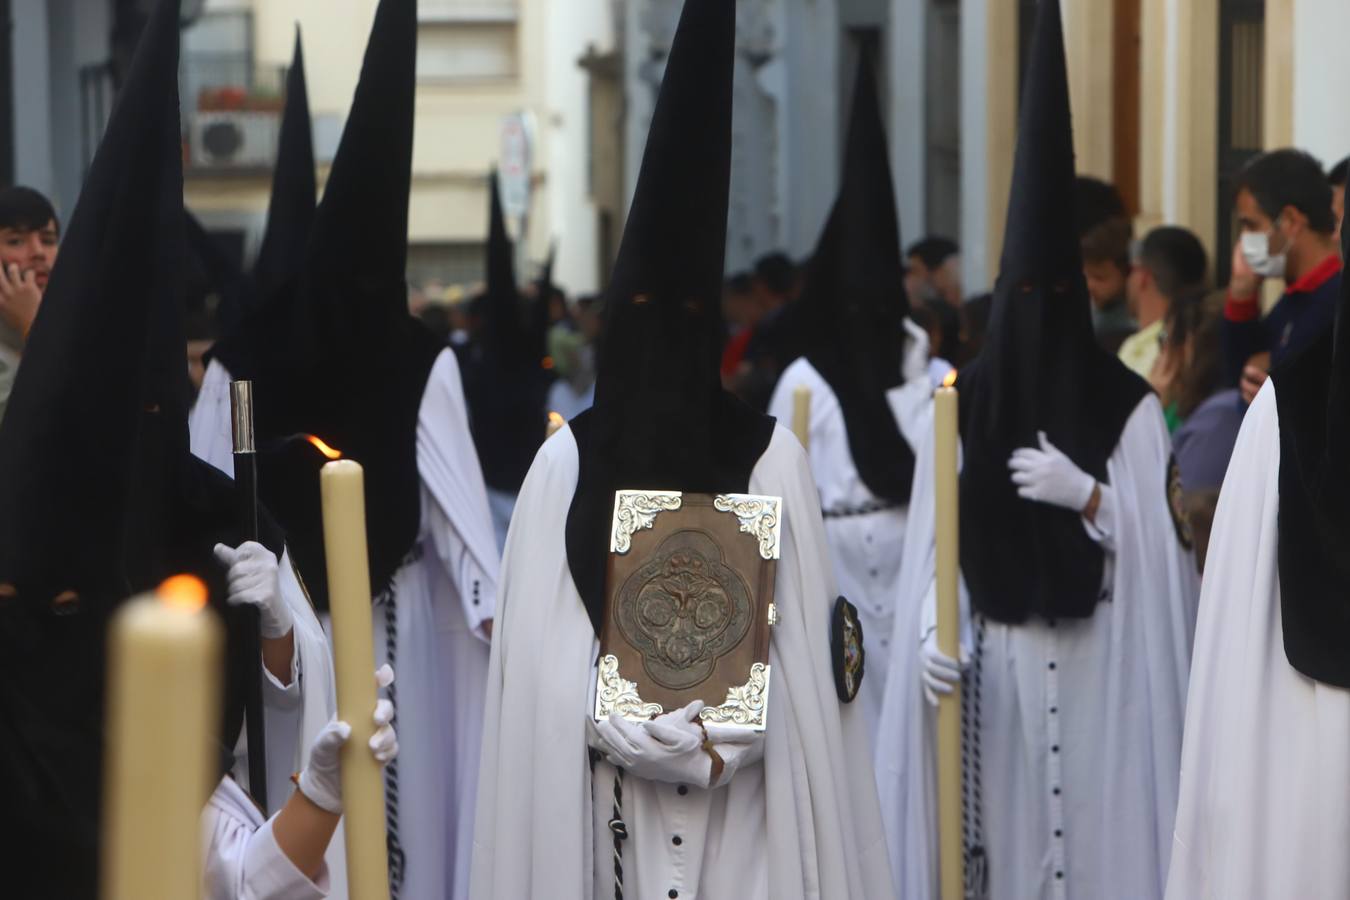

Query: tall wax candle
103,576,222,900
792,385,812,452
320,459,391,900
933,382,963,900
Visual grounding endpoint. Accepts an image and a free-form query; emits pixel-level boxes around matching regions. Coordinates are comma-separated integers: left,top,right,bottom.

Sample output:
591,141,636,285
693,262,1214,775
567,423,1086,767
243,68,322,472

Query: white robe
192,351,500,900
471,424,894,900
203,777,329,900
766,320,933,742
1166,382,1350,899
877,393,1198,900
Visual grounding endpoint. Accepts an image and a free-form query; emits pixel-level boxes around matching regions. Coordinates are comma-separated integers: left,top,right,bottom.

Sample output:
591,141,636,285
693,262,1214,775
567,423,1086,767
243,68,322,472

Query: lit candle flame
158,575,208,612
941,368,958,389
546,411,565,438
306,434,343,460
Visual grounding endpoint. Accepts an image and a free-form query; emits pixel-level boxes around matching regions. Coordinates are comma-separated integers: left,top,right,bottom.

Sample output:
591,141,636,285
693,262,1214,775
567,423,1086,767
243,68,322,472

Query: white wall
889,0,926,244
959,0,992,294
1291,0,1350,168
778,0,838,259
10,0,53,201
542,0,610,294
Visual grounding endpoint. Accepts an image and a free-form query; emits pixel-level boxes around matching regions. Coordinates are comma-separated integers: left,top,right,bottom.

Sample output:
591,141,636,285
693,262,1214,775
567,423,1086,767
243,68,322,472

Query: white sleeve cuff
919,579,973,659
241,819,330,899
705,726,766,789
1081,484,1117,553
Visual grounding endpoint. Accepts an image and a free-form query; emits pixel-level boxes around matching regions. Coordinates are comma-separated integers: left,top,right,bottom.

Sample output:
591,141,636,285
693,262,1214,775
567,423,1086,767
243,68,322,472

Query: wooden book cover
593,490,781,733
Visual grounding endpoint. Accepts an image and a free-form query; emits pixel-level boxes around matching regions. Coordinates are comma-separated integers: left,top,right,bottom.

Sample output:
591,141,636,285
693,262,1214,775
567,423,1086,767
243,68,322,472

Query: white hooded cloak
471,424,894,899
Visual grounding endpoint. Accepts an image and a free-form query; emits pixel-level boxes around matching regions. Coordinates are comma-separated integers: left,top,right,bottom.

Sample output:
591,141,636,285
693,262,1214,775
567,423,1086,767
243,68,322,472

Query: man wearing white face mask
1226,149,1342,405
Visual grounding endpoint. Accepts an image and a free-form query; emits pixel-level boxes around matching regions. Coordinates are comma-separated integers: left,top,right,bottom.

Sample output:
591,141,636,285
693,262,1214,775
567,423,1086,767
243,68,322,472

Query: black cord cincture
962,614,989,900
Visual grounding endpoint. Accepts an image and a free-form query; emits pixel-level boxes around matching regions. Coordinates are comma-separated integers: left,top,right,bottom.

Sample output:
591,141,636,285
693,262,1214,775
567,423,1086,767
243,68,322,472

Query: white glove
921,629,968,708
1008,432,1097,513
589,701,712,787
213,542,293,639
297,665,398,814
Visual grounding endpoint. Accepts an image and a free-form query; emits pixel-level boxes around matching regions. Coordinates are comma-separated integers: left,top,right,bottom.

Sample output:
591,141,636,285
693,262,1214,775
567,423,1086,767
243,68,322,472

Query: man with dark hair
721,271,758,381
0,185,61,423
731,252,800,409
753,250,799,304
1076,177,1137,352
1227,148,1342,404
1329,155,1348,229
1120,225,1208,379
905,235,962,307
1075,174,1128,235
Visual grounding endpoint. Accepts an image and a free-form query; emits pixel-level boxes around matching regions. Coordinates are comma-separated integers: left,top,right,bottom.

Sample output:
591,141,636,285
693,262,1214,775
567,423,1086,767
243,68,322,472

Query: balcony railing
182,55,288,174
420,0,519,23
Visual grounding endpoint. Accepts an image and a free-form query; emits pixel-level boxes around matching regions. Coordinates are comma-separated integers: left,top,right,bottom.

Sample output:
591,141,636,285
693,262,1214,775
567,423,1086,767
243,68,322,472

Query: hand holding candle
102,576,222,900
933,375,963,900
320,458,392,900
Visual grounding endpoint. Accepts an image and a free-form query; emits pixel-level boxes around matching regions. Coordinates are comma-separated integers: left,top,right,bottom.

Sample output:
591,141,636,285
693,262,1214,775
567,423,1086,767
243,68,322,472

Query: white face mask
1240,227,1287,280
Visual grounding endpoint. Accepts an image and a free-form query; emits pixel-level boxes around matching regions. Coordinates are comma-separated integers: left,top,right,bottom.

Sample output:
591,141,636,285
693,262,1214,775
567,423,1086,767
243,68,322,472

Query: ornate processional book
593,490,781,734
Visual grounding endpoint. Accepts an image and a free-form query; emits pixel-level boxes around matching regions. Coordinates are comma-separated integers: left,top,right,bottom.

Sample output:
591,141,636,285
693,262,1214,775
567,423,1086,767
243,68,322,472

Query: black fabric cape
956,0,1149,625
1273,219,1350,686
565,0,775,635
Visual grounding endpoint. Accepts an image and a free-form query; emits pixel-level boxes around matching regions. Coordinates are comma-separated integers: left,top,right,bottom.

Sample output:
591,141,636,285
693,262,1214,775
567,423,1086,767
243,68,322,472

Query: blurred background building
2,0,1350,297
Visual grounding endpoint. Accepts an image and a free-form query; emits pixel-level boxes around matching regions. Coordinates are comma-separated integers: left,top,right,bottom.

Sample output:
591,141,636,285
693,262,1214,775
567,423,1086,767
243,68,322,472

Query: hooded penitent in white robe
471,424,894,900
203,777,329,900
1166,383,1350,899
767,320,932,741
192,349,501,900
193,357,348,895
877,393,1198,900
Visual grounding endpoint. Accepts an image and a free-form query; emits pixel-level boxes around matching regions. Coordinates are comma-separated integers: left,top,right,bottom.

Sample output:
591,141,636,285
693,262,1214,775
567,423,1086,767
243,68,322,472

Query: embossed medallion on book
594,491,781,733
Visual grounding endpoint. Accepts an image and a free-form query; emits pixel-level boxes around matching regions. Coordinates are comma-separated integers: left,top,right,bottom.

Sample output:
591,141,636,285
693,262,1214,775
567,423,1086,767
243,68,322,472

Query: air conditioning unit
189,111,280,170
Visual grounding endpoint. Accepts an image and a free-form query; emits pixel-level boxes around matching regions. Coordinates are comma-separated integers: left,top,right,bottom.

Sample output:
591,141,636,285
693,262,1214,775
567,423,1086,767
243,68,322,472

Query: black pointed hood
0,0,279,889
528,239,559,359
955,0,1149,625
252,29,317,309
787,54,914,504
564,0,775,636
460,172,552,494
210,28,317,376
0,0,186,607
1272,217,1350,686
243,0,443,610
478,171,531,364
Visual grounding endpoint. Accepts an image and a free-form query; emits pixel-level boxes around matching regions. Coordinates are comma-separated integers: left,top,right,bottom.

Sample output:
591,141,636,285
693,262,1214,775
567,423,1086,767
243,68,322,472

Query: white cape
766,320,933,742
398,348,500,900
471,424,894,899
877,393,1198,900
1166,382,1350,899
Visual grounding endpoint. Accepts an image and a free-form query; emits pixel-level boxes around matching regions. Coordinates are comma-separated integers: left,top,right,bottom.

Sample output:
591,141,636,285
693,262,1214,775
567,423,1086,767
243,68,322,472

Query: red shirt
1226,252,1342,323
721,327,754,378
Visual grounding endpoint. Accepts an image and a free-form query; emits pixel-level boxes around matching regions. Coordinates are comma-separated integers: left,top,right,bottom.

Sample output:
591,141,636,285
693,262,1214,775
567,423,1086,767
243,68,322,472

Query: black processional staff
230,380,268,811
